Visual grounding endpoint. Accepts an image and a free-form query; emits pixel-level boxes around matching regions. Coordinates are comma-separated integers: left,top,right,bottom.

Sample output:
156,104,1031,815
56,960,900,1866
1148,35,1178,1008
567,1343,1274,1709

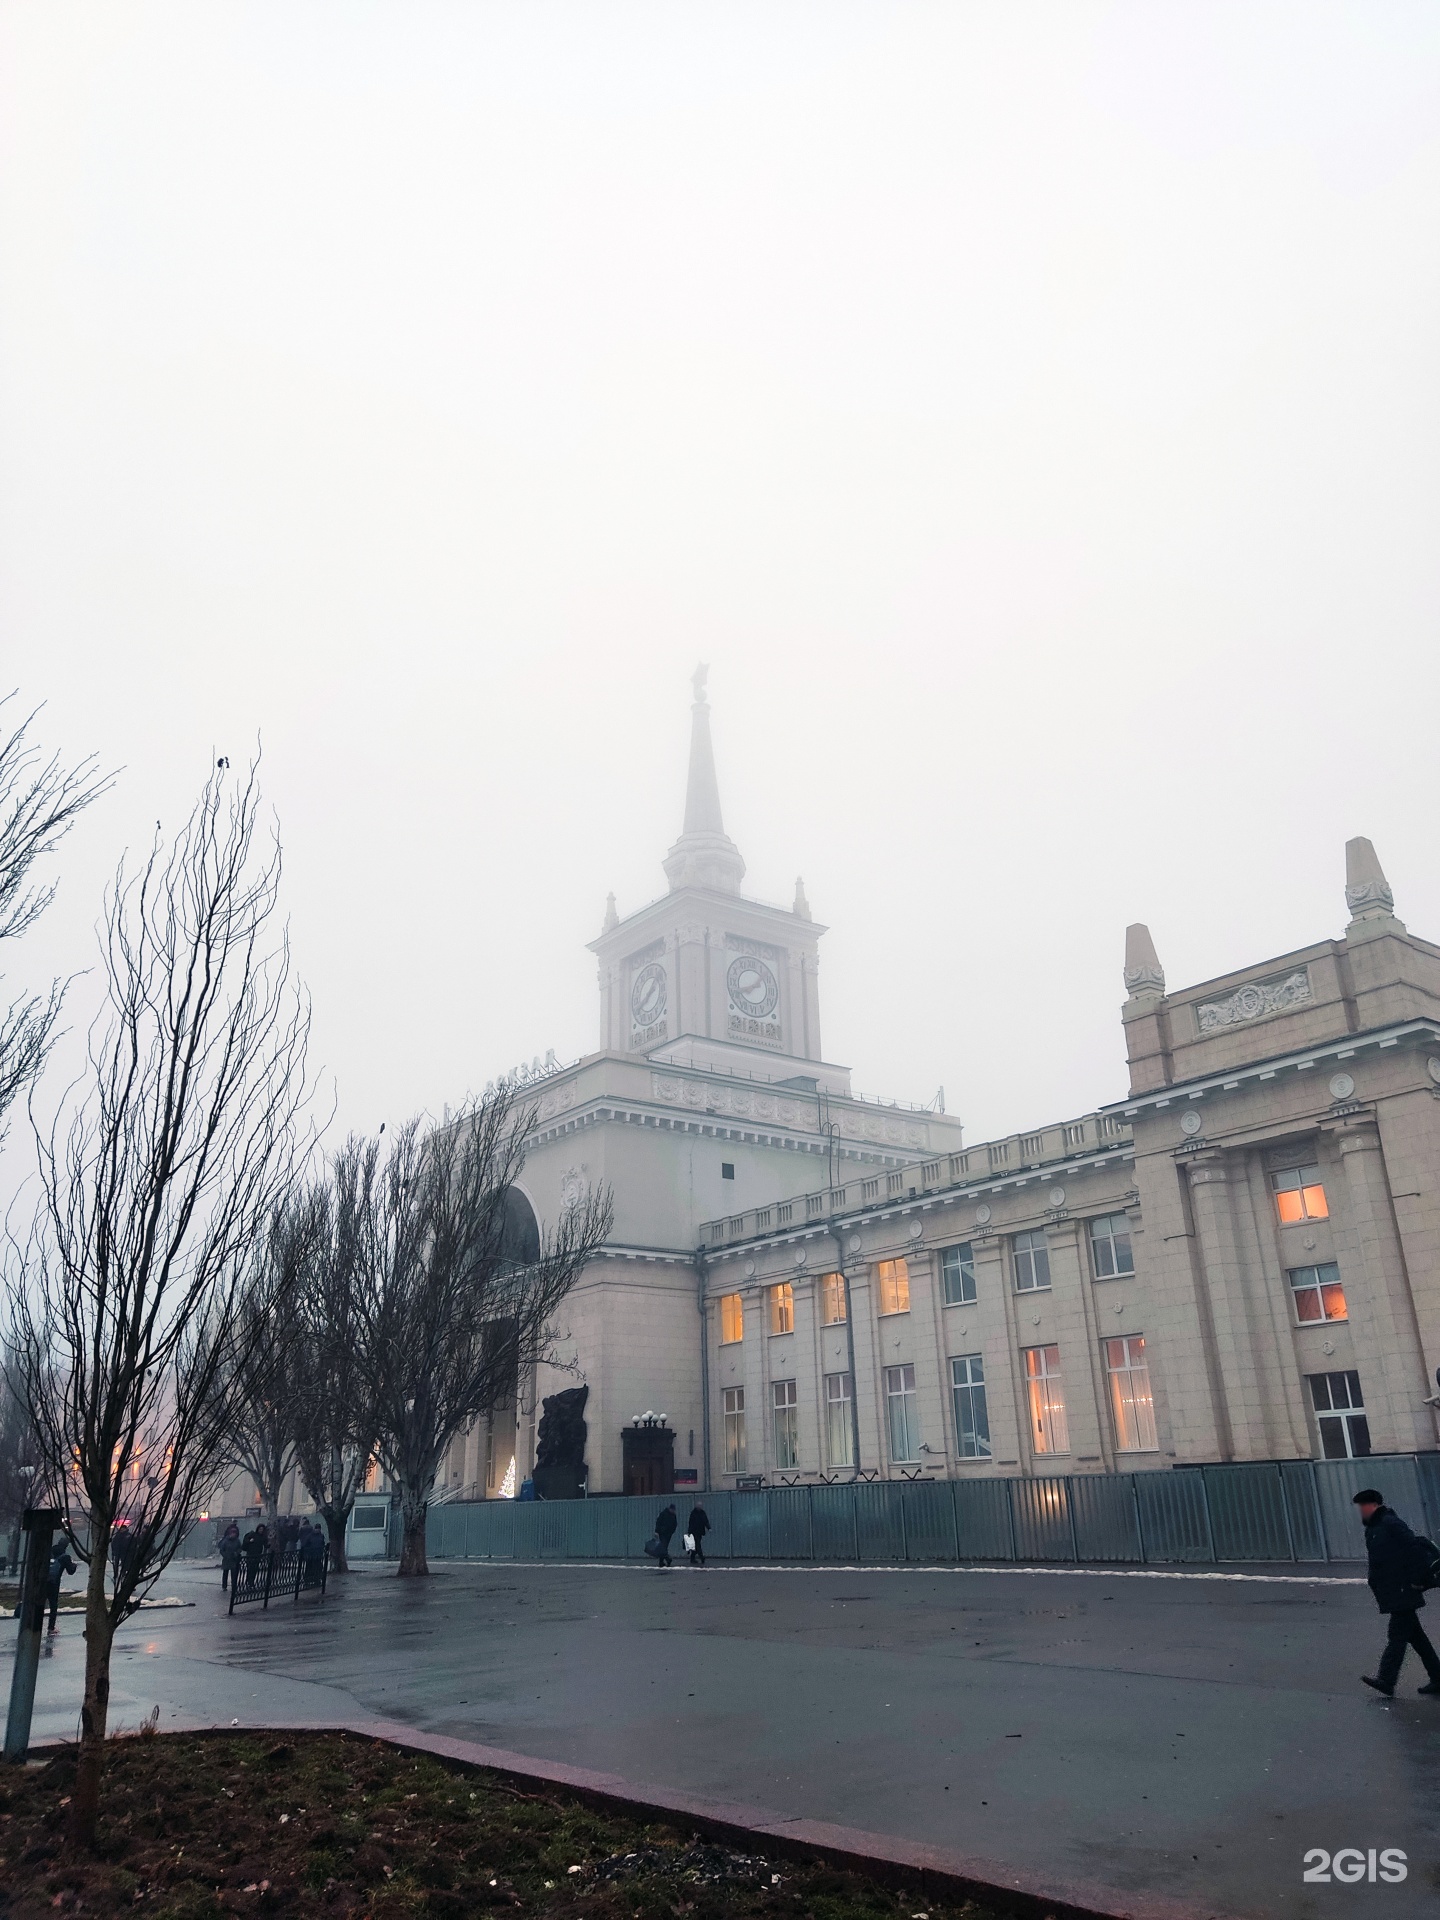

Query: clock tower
590,667,829,1077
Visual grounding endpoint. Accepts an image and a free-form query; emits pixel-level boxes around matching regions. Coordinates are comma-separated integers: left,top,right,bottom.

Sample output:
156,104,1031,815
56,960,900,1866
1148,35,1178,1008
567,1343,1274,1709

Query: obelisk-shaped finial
1123,923,1165,1001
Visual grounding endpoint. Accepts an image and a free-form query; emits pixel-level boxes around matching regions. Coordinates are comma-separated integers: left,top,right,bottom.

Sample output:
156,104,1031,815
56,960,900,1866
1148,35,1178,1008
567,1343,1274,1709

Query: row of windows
721,1334,1159,1471
722,1238,1348,1345
721,1165,1332,1342
724,1352,1370,1472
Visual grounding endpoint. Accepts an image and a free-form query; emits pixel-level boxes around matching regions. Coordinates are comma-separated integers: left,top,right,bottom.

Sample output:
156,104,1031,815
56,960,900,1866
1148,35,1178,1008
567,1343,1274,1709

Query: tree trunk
322,1505,349,1575
70,1549,115,1848
397,1485,428,1576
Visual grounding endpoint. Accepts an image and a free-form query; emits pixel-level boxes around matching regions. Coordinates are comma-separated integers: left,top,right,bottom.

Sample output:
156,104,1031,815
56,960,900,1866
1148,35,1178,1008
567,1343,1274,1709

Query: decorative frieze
1195,968,1311,1033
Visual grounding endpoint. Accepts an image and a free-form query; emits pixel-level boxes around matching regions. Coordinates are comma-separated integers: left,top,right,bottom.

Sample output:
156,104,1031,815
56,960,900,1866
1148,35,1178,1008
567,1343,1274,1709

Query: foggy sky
1,3,1437,1172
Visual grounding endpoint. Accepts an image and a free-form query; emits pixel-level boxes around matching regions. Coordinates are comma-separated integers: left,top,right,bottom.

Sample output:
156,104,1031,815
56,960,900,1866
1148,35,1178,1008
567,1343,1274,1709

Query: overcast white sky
1,3,1437,1166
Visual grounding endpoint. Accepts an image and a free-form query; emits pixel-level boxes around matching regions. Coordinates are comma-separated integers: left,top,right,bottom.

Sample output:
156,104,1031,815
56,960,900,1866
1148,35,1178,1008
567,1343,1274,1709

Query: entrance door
622,1426,675,1497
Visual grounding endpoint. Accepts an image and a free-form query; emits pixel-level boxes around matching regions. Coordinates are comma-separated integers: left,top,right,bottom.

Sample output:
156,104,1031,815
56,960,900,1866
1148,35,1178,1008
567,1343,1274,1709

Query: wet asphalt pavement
11,1555,1440,1918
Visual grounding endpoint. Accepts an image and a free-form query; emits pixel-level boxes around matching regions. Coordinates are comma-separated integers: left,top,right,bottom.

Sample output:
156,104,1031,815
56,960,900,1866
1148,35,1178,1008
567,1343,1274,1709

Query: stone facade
438,709,1440,1499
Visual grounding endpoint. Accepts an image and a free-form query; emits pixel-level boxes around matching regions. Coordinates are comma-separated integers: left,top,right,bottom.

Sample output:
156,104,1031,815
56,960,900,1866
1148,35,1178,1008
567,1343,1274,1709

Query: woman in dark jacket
1354,1489,1440,1697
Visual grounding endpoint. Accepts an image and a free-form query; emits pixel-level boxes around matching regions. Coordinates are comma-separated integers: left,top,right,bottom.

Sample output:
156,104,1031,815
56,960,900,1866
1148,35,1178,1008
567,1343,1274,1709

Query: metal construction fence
421,1452,1440,1569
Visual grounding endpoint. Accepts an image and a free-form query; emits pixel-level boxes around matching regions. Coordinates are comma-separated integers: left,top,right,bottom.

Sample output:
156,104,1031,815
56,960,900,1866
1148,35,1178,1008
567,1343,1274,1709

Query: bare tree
7,761,309,1845
0,695,114,1136
0,1341,40,1538
291,1140,383,1575
212,1194,321,1530
357,1093,610,1576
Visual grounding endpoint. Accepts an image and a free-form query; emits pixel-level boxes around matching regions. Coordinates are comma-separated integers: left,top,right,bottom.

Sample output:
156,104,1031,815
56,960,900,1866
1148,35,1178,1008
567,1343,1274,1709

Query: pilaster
1326,1114,1433,1452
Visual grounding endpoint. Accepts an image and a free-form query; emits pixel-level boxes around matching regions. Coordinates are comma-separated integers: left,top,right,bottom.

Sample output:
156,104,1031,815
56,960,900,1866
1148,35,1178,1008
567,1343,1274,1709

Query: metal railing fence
227,1544,330,1613
422,1453,1440,1569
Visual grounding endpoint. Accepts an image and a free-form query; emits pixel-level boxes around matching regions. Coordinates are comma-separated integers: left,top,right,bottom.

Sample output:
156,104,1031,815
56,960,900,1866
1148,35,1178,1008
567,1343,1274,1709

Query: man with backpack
1354,1487,1440,1697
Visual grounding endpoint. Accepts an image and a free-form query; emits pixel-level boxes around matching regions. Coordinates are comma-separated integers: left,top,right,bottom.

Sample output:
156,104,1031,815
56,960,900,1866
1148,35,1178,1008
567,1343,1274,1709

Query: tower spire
663,666,746,893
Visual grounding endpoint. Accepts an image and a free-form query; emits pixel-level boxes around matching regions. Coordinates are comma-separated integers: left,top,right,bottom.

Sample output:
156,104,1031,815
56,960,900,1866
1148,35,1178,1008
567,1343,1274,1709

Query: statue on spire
692,662,709,704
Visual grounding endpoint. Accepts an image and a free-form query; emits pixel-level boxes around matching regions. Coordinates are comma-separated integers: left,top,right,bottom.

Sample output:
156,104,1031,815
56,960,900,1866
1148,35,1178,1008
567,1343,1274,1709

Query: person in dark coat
686,1504,711,1567
219,1522,242,1592
44,1539,78,1633
1354,1488,1440,1697
654,1503,678,1570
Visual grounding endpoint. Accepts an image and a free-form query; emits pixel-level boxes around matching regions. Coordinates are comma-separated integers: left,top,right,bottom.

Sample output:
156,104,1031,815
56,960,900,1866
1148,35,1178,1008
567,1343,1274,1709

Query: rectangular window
941,1243,977,1305
1104,1334,1158,1451
1024,1344,1069,1454
1088,1213,1135,1279
768,1281,794,1335
1012,1229,1051,1293
884,1363,920,1462
772,1378,799,1468
824,1373,854,1467
721,1162,735,1180
1288,1262,1347,1323
719,1293,744,1344
1271,1165,1329,1225
877,1258,911,1315
1307,1371,1370,1459
820,1272,847,1325
722,1386,747,1473
950,1354,991,1458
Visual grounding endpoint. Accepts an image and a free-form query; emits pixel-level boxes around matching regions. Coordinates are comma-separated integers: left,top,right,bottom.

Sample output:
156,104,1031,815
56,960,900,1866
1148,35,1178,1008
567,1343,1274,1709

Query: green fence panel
1414,1454,1440,1542
1202,1465,1293,1560
730,1492,769,1558
627,1497,660,1556
900,1480,959,1560
1009,1477,1074,1559
593,1499,629,1558
1070,1474,1142,1562
811,1485,859,1560
1278,1462,1326,1561
702,1492,733,1559
536,1503,568,1558
854,1482,904,1561
953,1478,1013,1558
767,1488,813,1559
1312,1455,1422,1561
1132,1470,1211,1561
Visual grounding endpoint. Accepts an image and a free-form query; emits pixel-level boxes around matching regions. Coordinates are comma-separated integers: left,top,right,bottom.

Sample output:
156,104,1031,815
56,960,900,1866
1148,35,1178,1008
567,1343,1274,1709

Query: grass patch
0,1584,86,1613
0,1731,1007,1920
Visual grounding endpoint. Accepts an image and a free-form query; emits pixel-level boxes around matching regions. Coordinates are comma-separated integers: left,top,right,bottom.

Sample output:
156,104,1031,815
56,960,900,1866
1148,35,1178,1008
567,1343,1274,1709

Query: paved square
13,1557,1440,1917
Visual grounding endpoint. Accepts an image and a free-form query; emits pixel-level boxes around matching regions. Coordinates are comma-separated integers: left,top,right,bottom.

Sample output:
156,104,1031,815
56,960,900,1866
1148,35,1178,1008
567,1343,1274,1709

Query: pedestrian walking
44,1538,78,1634
219,1522,241,1592
1354,1488,1440,1698
654,1502,678,1570
109,1521,133,1590
686,1504,710,1567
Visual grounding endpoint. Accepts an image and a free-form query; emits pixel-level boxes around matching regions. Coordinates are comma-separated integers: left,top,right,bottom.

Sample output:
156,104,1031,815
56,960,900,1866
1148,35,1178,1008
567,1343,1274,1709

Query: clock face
630,962,667,1029
726,954,779,1020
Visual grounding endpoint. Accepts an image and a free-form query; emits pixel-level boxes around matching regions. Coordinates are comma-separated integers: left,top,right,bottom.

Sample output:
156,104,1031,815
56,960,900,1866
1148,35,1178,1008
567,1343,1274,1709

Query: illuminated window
1307,1371,1370,1459
1289,1262,1347,1323
820,1272,847,1324
768,1282,794,1335
884,1364,920,1462
1271,1165,1328,1225
719,1293,744,1344
950,1354,991,1458
1088,1214,1135,1278
824,1373,854,1467
722,1387,747,1473
772,1379,799,1468
1012,1230,1051,1293
941,1244,976,1305
1104,1335,1157,1451
1024,1344,1068,1454
877,1258,910,1315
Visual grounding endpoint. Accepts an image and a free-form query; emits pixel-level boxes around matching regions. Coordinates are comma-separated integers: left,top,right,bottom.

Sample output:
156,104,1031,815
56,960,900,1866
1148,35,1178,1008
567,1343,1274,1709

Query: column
1183,1152,1264,1459
1330,1118,1433,1453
